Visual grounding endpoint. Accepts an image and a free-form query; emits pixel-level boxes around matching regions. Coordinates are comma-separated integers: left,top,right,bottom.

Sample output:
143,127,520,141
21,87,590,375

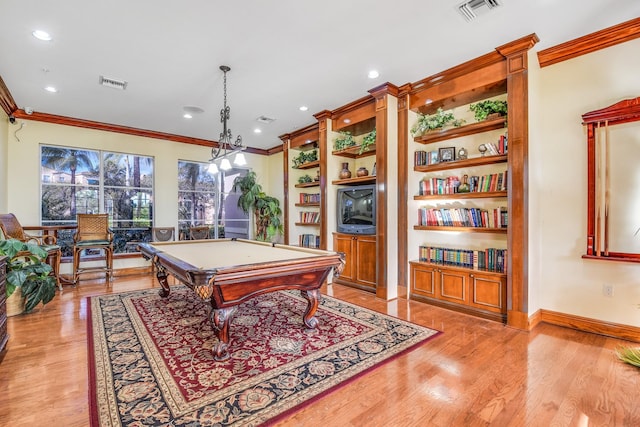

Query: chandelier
208,65,246,173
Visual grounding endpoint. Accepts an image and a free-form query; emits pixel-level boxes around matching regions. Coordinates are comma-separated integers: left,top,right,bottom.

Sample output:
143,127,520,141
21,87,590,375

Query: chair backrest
152,227,175,242
189,226,210,240
75,214,112,242
0,213,28,242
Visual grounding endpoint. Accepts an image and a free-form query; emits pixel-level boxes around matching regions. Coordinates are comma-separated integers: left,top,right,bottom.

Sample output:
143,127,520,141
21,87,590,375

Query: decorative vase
356,166,369,177
339,162,351,179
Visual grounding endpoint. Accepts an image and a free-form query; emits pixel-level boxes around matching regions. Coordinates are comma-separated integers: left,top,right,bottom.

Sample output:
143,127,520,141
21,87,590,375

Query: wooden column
397,84,411,290
314,110,331,250
496,34,539,329
369,83,399,300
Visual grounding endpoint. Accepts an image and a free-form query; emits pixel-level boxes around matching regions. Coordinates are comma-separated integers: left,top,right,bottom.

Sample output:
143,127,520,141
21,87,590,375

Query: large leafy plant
233,171,284,242
0,239,57,313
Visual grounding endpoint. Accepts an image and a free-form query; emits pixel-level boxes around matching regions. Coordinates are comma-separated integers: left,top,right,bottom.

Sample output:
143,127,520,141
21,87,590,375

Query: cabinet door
410,263,437,298
439,269,468,305
468,272,506,314
355,235,376,288
333,233,355,282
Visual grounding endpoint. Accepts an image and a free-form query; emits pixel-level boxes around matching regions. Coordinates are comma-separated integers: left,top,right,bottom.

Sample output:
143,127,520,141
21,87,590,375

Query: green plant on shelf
411,108,465,137
298,174,313,184
292,149,318,168
469,100,508,122
334,131,356,151
359,129,376,155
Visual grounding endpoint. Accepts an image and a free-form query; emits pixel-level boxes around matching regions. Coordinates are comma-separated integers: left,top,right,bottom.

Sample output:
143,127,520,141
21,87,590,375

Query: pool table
138,238,344,360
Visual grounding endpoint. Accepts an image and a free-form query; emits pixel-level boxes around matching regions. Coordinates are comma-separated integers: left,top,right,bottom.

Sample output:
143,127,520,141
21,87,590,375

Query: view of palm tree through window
177,161,249,241
41,145,154,256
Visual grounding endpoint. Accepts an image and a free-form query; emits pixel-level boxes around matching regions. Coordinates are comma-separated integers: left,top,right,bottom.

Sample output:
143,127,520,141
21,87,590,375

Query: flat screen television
336,184,376,234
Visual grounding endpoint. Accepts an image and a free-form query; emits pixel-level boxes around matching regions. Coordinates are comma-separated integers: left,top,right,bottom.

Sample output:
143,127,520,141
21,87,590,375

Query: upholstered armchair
72,214,114,285
0,213,62,289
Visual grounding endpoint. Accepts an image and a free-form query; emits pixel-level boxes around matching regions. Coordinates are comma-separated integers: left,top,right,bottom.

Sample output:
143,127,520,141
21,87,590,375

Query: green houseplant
0,239,57,313
411,108,464,137
359,129,376,155
233,171,284,242
333,131,357,151
469,100,508,122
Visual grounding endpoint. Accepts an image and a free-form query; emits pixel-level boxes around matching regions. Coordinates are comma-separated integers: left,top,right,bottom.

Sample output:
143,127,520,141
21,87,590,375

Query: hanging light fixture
208,65,245,173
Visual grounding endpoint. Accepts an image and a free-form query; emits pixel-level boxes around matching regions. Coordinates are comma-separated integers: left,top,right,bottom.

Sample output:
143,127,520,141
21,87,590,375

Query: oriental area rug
88,287,441,426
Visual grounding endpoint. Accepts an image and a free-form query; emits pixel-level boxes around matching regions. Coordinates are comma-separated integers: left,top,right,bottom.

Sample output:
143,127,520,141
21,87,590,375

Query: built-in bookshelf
281,123,322,249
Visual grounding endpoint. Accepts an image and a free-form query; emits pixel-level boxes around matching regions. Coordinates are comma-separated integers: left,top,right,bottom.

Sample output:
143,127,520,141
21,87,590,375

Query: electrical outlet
603,284,614,297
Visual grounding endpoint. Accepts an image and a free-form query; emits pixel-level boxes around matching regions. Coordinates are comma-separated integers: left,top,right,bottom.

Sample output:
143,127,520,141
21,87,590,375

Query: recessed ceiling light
183,113,193,119
299,106,308,111
44,86,57,93
425,99,433,105
254,128,262,134
343,119,351,124
368,70,380,79
32,30,52,41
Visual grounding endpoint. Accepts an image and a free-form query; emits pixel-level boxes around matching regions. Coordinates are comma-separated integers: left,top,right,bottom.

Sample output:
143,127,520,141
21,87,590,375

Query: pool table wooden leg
210,306,238,361
155,267,171,298
301,289,321,329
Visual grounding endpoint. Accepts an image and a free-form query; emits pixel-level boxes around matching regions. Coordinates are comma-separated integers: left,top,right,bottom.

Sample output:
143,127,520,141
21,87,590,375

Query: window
41,145,154,255
177,161,249,240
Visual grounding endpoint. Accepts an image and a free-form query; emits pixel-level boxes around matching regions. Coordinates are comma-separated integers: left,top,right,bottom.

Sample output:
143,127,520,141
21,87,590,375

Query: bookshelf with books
399,35,537,324
281,123,323,249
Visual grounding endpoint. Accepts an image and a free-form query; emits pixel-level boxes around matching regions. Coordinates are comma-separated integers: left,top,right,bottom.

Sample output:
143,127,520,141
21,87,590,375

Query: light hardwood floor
0,274,639,426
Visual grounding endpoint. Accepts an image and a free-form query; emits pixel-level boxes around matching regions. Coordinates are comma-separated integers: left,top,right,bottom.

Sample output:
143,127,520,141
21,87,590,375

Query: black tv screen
336,184,376,234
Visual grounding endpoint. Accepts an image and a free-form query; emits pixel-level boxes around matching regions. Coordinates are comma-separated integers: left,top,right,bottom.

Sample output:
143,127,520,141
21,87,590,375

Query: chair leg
48,249,62,290
73,247,80,285
106,247,113,282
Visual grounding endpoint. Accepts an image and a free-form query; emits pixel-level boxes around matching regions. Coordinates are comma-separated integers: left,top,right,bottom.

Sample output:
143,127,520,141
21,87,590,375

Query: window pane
103,152,153,188
178,161,217,191
41,147,99,185
105,188,153,227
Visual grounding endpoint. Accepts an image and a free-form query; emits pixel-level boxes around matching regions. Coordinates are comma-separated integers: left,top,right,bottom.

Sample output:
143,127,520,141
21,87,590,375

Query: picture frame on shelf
438,147,455,162
430,151,439,164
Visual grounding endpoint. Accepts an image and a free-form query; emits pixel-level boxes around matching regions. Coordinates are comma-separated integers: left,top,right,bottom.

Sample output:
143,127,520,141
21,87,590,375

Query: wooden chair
72,214,113,285
152,227,175,242
189,226,210,240
0,213,62,289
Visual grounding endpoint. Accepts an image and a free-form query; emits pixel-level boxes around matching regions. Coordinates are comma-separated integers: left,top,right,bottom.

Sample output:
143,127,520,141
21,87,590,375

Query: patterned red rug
88,287,441,426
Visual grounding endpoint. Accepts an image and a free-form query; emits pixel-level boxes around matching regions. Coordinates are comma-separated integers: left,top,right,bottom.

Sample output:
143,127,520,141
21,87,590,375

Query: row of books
418,245,507,273
299,192,320,203
299,211,320,223
417,207,507,229
418,171,507,195
299,234,321,248
484,134,508,156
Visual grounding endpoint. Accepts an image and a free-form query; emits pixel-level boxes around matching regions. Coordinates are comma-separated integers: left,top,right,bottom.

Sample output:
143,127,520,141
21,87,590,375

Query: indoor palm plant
233,171,284,242
0,238,57,313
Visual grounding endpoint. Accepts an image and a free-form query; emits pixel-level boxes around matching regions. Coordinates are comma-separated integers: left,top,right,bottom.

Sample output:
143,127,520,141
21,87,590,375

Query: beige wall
532,38,640,326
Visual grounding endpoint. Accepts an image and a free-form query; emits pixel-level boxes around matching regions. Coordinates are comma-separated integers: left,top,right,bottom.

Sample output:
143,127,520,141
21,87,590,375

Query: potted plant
411,108,464,137
469,100,508,122
359,128,376,155
0,239,57,314
233,171,284,242
333,131,356,151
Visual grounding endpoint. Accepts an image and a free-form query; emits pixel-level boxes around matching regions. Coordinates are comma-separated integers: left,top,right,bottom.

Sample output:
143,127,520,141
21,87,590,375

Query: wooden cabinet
410,261,506,322
333,232,376,291
0,256,8,354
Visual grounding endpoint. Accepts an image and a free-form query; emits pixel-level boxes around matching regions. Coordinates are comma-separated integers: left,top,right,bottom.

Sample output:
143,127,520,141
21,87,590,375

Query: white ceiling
1,0,639,151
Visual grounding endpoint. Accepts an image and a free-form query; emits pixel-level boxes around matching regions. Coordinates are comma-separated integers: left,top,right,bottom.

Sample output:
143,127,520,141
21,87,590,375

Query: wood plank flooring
0,274,638,426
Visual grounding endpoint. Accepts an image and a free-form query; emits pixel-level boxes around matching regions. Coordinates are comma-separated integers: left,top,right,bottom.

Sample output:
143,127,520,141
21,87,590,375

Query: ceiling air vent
99,75,128,90
457,0,501,21
256,116,276,124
